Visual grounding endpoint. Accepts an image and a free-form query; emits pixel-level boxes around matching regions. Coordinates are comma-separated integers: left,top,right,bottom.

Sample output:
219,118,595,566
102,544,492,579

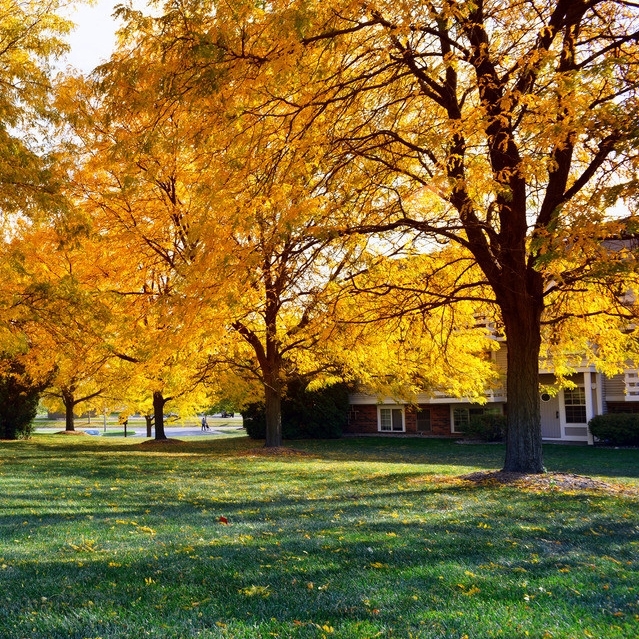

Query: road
34,423,244,438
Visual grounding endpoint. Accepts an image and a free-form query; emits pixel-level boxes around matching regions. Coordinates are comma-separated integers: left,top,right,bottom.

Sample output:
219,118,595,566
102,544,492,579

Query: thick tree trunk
62,389,75,432
153,391,167,440
502,299,545,473
264,379,283,448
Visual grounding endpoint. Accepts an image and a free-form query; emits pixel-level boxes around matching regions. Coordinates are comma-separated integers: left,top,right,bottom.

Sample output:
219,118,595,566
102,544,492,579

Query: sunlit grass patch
0,435,638,638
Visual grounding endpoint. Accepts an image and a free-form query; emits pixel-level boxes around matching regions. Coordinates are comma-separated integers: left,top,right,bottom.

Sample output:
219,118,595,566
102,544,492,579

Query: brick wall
430,405,455,437
345,404,378,434
347,403,457,437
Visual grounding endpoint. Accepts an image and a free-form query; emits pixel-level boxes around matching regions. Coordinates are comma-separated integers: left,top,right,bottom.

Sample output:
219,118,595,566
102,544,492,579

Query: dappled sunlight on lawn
0,436,638,638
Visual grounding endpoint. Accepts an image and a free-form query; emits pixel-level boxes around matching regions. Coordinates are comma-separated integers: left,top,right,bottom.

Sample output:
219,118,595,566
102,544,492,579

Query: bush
243,381,349,440
588,413,639,446
242,402,267,440
0,359,45,440
464,412,507,442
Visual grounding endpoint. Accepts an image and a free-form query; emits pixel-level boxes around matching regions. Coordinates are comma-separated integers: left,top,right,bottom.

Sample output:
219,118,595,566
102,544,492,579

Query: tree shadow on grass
10,435,639,482
1,484,637,638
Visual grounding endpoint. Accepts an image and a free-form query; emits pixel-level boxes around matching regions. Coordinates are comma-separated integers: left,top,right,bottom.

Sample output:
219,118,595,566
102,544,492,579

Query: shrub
464,412,507,442
284,379,349,439
242,402,267,440
588,413,639,446
0,359,45,440
243,381,349,440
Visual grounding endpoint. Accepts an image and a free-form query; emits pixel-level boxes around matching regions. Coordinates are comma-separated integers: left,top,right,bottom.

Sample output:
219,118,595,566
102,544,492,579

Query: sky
61,1,143,73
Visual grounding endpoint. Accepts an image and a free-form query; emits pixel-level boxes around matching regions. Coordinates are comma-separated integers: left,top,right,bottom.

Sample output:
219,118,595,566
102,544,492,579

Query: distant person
201,415,209,431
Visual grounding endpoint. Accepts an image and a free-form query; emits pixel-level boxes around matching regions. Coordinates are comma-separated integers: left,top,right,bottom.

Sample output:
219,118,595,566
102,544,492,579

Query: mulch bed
56,430,88,435
461,470,635,495
240,447,316,457
137,438,184,446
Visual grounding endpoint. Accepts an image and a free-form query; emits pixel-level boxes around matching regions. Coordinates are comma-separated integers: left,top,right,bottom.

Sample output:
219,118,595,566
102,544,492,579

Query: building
346,340,639,444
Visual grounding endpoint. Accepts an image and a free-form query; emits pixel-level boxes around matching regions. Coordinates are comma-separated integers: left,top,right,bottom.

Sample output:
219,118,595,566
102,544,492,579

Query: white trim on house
350,394,403,405
426,389,506,404
557,375,591,442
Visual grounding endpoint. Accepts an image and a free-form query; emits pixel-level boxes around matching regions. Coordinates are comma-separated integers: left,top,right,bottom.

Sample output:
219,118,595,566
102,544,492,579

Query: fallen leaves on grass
460,471,631,494
68,539,99,552
409,470,625,494
115,520,156,535
239,585,271,598
407,475,467,487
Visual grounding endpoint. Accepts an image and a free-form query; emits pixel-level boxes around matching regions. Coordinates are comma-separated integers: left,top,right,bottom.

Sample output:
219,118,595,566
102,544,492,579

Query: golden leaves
238,584,271,597
115,519,156,535
68,539,99,553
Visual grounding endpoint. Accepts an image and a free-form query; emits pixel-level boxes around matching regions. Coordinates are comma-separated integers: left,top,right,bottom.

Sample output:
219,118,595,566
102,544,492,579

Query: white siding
604,374,627,401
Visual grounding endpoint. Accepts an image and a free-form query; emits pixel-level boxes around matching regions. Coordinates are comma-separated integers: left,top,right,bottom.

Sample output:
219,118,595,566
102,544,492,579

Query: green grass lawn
0,434,637,639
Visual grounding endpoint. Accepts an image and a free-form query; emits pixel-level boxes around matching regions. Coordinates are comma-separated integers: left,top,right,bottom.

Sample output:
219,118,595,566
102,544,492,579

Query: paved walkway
34,426,241,438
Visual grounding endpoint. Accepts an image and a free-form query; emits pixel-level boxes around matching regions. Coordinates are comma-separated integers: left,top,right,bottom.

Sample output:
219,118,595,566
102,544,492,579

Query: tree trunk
232,280,284,447
153,391,167,440
501,299,545,473
61,388,75,432
145,414,153,438
264,379,283,448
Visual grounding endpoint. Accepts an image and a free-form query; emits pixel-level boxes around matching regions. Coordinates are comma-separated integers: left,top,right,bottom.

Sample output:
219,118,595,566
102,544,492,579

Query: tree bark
264,377,283,448
61,388,75,432
153,391,168,440
500,287,545,473
232,315,284,448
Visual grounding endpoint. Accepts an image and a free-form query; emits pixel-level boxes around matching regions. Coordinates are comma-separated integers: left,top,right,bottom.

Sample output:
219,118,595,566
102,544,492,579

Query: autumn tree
0,0,88,429
3,216,127,431
57,0,639,462
200,0,639,471
0,0,73,224
56,4,378,448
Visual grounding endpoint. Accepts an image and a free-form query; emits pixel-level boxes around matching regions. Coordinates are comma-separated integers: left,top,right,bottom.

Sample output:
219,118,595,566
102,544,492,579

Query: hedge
464,412,507,442
588,413,639,446
244,380,349,440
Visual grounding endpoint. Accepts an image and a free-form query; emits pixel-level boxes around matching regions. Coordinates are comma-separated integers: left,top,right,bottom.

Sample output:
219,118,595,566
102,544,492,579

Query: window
379,407,404,432
453,407,470,433
416,408,431,433
564,387,587,423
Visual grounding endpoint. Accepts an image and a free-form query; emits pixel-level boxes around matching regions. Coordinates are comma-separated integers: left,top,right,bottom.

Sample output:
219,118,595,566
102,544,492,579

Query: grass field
0,434,638,639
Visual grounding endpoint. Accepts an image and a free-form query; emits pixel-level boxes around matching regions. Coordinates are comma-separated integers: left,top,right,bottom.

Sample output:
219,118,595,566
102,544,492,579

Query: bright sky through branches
61,1,118,72
61,0,151,73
